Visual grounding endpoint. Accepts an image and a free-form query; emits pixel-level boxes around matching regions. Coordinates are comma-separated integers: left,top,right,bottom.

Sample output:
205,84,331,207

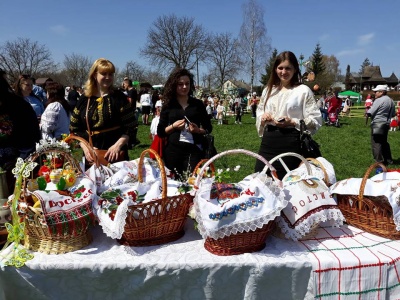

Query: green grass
129,111,399,182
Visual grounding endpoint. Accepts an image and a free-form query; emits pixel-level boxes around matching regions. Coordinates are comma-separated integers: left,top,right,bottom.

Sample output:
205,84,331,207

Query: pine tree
345,65,351,90
359,58,371,75
310,43,325,77
260,48,278,85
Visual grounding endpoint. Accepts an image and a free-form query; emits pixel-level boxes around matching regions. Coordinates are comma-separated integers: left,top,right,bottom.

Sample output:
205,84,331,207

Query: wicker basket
117,148,193,246
20,145,94,254
269,152,321,240
336,162,400,240
194,149,281,256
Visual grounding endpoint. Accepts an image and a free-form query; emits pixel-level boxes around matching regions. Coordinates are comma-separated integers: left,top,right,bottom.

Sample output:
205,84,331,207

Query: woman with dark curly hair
69,58,136,164
157,68,212,179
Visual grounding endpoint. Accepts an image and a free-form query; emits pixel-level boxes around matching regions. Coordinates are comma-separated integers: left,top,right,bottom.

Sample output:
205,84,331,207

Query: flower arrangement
215,165,241,183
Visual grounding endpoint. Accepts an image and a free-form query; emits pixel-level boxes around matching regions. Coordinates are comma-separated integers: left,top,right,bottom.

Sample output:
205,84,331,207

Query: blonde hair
84,58,116,97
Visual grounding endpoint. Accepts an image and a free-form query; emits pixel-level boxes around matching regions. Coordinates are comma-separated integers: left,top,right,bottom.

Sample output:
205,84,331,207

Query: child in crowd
234,101,243,124
390,117,398,131
216,100,225,125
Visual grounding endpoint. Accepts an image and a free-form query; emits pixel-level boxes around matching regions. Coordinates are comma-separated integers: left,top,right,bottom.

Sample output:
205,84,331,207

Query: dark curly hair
162,68,195,108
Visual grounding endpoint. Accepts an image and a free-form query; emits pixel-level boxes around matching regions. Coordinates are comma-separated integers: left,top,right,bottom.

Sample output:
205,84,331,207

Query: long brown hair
265,51,301,101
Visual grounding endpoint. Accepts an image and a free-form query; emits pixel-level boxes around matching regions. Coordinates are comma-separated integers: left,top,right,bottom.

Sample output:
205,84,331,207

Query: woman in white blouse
255,51,322,179
40,82,72,141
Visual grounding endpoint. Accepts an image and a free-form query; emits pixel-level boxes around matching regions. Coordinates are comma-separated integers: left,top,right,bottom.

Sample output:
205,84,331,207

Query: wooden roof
35,78,53,86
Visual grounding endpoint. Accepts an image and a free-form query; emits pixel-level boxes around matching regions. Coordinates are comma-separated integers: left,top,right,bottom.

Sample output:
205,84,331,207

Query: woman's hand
80,143,95,164
274,117,295,127
260,113,274,125
188,122,202,134
104,144,123,162
171,119,186,131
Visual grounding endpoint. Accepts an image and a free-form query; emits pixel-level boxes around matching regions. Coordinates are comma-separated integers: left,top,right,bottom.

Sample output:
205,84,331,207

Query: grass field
129,109,400,182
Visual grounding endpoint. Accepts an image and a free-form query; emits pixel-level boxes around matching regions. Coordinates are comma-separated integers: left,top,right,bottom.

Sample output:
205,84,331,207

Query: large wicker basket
117,148,193,246
194,149,282,256
336,162,400,240
268,152,321,240
21,144,94,254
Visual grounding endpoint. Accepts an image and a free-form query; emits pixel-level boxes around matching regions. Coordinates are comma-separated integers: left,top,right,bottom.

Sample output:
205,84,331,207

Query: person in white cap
367,84,395,165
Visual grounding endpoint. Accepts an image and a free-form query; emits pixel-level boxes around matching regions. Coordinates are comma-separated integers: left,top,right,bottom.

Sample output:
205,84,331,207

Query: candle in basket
50,169,62,183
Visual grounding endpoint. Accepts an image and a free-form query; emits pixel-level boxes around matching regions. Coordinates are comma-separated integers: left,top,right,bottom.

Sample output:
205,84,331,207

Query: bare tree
122,61,147,82
141,14,209,71
63,53,92,87
207,32,241,89
238,0,271,93
0,37,56,83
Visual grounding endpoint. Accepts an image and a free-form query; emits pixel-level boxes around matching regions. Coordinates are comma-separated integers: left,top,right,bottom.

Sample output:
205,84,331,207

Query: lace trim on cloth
96,198,129,239
276,208,345,241
194,175,288,240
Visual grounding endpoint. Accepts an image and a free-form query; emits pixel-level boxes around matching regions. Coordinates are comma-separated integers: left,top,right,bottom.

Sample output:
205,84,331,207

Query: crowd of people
0,50,398,188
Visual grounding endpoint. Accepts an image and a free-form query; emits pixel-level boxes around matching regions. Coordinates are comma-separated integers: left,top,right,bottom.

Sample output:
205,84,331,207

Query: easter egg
50,169,62,184
36,176,47,190
27,179,39,191
64,173,76,187
56,177,66,190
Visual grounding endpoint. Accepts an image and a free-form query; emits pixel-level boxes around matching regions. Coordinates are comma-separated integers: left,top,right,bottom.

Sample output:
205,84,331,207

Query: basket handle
359,162,387,201
268,152,312,176
194,149,281,189
64,134,100,167
299,157,329,184
138,148,167,199
192,159,215,178
26,145,84,176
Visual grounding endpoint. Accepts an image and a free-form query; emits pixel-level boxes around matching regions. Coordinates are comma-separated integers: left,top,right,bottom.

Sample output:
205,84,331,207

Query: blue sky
1,0,400,82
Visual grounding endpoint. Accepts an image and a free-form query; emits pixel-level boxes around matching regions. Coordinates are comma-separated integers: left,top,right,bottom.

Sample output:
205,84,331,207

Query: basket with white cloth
16,140,96,254
95,148,193,246
333,162,400,240
269,152,344,241
193,149,287,256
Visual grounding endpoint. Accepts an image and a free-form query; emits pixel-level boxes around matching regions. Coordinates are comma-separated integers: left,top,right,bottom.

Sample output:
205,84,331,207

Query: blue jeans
320,108,328,122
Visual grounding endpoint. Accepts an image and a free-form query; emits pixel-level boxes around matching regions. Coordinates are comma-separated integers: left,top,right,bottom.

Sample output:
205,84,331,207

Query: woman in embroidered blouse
40,82,71,141
157,68,212,179
14,75,45,121
255,51,322,179
69,58,135,164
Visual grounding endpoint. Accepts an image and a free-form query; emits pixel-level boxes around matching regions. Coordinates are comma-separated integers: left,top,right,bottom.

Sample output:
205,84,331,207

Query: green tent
338,90,360,99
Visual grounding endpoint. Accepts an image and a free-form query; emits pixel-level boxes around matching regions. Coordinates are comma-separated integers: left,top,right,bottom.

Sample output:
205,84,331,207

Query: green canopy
338,90,360,99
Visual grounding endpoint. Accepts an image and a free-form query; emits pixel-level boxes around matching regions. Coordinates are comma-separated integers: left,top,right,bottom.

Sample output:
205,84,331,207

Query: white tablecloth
1,220,400,300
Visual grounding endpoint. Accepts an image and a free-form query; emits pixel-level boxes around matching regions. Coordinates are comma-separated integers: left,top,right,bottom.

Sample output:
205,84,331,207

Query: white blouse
255,84,322,137
40,102,70,140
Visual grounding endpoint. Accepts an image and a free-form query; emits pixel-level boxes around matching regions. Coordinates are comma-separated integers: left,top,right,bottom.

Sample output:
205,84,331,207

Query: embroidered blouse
40,102,70,140
69,89,135,150
255,84,322,137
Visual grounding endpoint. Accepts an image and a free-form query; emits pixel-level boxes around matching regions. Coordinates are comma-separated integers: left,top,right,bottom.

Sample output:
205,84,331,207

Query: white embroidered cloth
330,171,400,230
194,173,287,240
277,176,345,240
32,176,96,215
94,178,188,239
